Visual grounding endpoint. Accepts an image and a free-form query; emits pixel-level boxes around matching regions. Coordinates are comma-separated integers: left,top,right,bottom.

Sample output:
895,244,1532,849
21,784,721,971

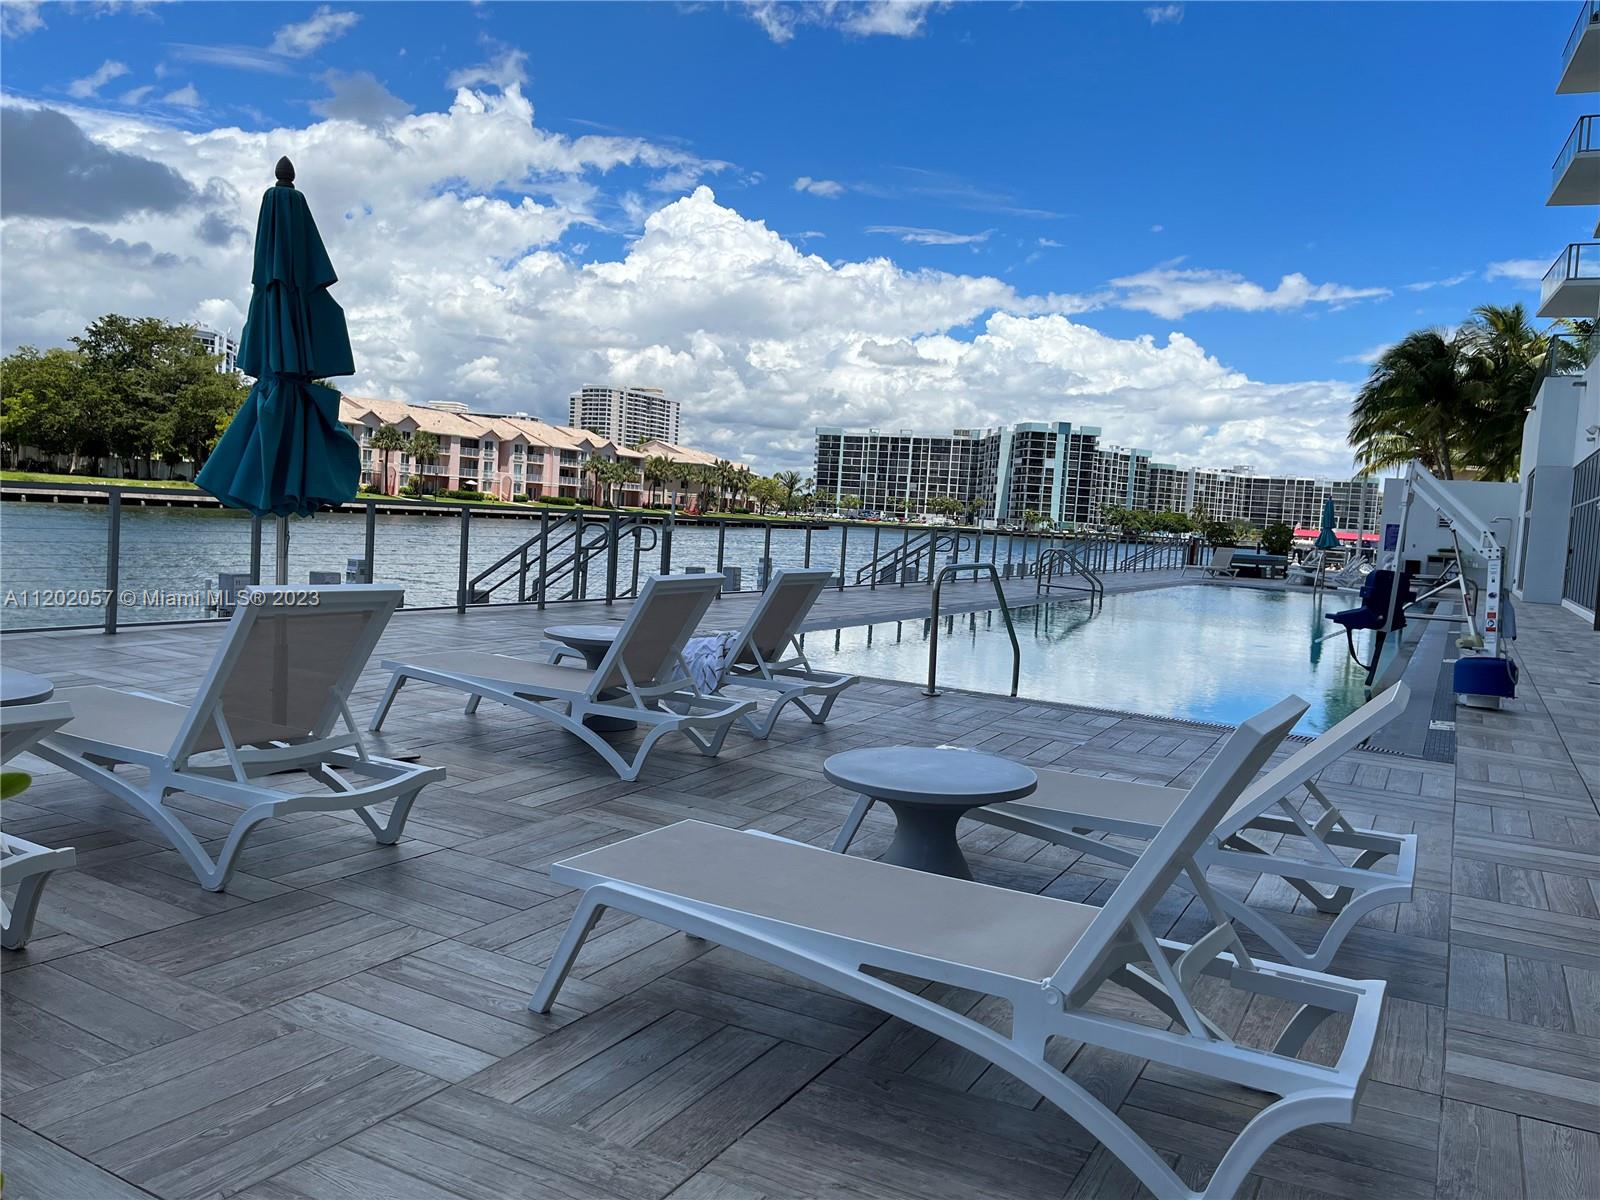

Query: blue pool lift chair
1327,569,1413,683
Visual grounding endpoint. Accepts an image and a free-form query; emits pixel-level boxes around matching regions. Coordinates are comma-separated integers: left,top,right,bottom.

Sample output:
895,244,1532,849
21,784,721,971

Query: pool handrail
924,561,1020,699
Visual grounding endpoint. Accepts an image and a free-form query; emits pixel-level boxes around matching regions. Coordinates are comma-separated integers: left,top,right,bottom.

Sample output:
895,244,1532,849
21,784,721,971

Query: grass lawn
2,470,199,489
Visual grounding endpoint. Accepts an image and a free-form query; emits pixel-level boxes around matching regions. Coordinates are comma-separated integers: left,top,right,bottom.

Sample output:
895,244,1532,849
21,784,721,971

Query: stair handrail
924,562,1020,698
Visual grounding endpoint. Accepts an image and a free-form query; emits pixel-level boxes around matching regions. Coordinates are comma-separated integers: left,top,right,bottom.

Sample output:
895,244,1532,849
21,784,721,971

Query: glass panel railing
1553,115,1600,189
1564,0,1599,69
1543,242,1600,306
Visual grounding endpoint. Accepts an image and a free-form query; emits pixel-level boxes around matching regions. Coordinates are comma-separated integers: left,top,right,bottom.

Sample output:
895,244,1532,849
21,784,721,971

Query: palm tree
773,470,802,514
369,424,406,494
641,454,676,505
1349,331,1475,479
408,430,439,495
582,456,608,505
1459,303,1548,482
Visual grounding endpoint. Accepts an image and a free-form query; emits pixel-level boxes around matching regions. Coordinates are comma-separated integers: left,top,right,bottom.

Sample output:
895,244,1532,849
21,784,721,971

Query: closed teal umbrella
1314,497,1340,552
197,157,360,581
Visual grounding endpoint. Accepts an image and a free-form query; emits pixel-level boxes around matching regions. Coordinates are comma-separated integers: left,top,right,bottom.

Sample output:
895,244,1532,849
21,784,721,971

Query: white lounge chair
708,567,858,738
838,684,1415,971
532,697,1387,1200
2,700,77,949
33,586,445,892
1285,549,1325,586
371,573,755,782
550,568,857,739
1198,546,1239,577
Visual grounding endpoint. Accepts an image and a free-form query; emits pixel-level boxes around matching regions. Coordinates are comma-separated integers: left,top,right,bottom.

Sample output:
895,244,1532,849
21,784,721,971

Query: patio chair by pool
371,573,754,782
532,697,1387,1200
33,587,444,892
1285,549,1325,585
710,567,859,738
2,700,77,948
837,683,1414,971
1198,546,1239,577
550,568,857,739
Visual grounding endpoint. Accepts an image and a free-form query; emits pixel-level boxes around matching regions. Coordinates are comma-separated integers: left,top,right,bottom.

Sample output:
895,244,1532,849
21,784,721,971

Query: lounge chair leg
464,694,482,715
530,896,606,1013
369,672,407,732
353,783,426,846
832,795,874,853
2,873,52,950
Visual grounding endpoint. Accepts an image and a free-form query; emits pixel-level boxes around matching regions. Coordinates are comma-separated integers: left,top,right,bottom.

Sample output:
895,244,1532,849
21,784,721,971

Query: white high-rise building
1513,6,1599,620
193,325,238,374
568,386,681,447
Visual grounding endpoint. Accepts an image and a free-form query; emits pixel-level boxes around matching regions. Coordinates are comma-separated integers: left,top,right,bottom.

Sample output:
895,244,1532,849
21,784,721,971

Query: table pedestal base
877,800,978,880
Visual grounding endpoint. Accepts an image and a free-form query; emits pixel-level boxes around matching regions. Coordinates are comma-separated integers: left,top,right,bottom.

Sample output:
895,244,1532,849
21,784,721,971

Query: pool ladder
1035,546,1104,604
924,562,1021,698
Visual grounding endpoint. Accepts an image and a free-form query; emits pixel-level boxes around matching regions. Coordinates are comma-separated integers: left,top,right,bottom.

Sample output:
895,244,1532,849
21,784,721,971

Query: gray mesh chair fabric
370,574,755,782
34,586,445,891
530,697,1388,1200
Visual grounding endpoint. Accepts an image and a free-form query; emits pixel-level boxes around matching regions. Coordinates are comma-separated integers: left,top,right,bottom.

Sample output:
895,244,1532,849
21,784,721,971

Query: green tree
838,492,862,514
641,454,676,505
408,430,440,494
1458,303,1548,482
1351,330,1474,479
0,346,105,471
1260,521,1294,557
772,470,802,514
369,424,407,495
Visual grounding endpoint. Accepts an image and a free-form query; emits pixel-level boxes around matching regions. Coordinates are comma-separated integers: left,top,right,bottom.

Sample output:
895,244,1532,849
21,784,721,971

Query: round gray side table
823,746,1037,880
545,624,634,732
0,668,55,707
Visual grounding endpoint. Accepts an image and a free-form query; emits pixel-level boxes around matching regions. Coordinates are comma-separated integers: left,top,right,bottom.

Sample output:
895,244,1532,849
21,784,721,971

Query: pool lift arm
1388,461,1516,707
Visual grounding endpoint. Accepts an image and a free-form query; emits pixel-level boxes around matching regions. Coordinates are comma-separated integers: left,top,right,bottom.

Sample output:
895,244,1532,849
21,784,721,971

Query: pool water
800,584,1391,733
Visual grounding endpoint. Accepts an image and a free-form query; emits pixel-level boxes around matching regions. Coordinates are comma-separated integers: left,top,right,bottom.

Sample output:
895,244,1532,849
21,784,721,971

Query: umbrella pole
275,516,290,586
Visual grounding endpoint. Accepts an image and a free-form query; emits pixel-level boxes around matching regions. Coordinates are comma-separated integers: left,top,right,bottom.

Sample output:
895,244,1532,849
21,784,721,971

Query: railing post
363,501,376,582
103,488,121,634
537,510,550,609
605,511,620,604
715,520,727,590
249,514,263,586
837,522,848,590
518,545,529,603
762,524,773,589
803,525,813,569
456,506,471,612
899,526,910,587
660,507,674,574
869,526,881,589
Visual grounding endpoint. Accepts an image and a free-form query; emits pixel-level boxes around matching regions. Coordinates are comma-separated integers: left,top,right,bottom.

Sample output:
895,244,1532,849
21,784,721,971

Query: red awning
1292,528,1378,543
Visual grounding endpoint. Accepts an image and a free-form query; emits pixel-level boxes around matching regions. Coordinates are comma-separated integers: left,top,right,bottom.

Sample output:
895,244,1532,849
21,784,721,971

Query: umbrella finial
274,156,296,187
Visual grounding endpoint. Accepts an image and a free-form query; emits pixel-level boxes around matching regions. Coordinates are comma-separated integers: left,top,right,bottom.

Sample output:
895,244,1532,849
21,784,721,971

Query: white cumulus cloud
1108,265,1390,319
793,175,844,198
868,224,992,246
269,6,360,57
68,59,129,99
1,83,1364,478
744,1,944,43
1144,4,1184,24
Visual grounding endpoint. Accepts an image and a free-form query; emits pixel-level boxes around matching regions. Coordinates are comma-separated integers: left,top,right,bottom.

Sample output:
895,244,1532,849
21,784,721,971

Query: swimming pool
800,584,1389,733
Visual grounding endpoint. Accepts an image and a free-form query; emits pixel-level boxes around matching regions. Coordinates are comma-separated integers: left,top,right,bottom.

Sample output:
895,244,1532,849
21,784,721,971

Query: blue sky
0,1,1582,474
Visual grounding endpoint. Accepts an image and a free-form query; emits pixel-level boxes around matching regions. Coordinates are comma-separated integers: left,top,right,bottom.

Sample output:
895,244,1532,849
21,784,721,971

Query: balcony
1551,116,1600,204
1560,0,1599,93
1538,243,1600,316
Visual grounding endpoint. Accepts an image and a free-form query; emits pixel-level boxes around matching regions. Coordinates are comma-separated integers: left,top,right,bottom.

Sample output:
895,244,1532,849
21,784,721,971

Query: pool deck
1,580,1596,1200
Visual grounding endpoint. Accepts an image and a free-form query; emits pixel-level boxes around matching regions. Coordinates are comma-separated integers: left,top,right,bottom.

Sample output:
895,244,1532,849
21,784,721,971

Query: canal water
0,503,1145,631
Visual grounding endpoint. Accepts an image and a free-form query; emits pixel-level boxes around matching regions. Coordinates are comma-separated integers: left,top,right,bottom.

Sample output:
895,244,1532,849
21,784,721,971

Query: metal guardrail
1035,546,1105,603
1553,114,1599,187
1564,0,1599,68
924,562,1020,699
1542,243,1600,308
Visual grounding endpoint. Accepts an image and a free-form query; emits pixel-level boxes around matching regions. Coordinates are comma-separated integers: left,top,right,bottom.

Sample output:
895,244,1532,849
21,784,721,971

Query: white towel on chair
682,633,738,693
